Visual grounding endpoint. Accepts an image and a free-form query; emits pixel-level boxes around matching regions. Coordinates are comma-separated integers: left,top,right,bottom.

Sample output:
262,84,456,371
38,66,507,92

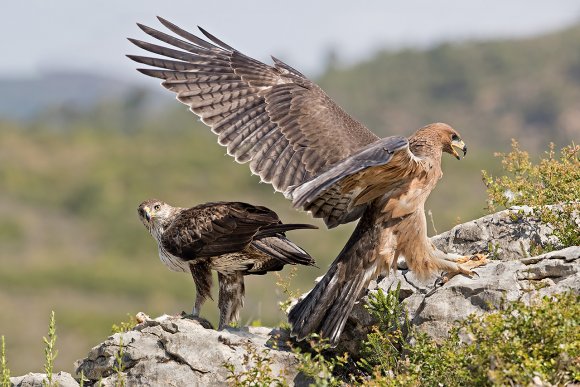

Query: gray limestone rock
10,372,79,387
339,208,579,354
75,315,305,387
11,208,579,385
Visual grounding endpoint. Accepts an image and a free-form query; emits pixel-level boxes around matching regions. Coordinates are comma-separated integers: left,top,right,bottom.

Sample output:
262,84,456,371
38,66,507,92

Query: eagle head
138,199,174,234
429,123,468,160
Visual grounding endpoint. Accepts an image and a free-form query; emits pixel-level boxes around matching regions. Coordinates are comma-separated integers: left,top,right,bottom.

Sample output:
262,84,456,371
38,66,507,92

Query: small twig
427,209,438,235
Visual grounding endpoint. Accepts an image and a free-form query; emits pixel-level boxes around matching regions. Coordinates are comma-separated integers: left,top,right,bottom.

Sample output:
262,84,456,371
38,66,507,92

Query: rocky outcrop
11,208,580,386
339,246,579,354
336,207,579,353
74,315,305,387
430,205,563,259
10,372,78,387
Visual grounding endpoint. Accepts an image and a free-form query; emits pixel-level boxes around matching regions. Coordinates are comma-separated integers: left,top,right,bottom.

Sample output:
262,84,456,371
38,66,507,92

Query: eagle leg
217,271,245,330
190,262,213,317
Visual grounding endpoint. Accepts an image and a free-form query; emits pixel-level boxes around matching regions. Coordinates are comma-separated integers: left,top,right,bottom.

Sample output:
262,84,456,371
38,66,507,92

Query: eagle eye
451,134,459,141
153,204,161,211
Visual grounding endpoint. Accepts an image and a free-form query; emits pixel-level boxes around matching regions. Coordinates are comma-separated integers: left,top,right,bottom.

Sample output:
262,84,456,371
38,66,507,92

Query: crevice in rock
158,338,210,375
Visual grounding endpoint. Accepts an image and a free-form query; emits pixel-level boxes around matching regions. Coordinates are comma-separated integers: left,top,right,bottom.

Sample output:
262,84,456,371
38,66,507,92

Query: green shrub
482,140,580,252
111,314,138,334
358,283,408,376
293,335,348,387
360,291,579,386
224,343,289,387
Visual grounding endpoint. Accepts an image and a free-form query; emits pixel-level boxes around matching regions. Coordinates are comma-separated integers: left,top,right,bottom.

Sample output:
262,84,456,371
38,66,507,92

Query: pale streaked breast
158,247,190,273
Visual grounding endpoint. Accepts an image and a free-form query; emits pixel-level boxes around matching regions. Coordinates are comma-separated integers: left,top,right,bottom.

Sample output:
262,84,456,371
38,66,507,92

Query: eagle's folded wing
128,17,379,193
287,136,424,228
161,202,280,259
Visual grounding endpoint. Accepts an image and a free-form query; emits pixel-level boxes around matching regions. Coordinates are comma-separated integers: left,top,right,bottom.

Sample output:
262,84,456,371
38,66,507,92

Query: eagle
129,18,487,345
137,200,316,329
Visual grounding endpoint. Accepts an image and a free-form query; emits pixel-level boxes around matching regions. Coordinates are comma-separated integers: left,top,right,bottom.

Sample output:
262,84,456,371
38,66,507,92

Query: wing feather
161,202,316,261
129,18,379,197
287,136,422,228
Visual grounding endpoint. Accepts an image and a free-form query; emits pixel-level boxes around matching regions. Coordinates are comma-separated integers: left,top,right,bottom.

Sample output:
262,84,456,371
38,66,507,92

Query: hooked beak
139,205,151,223
451,139,467,160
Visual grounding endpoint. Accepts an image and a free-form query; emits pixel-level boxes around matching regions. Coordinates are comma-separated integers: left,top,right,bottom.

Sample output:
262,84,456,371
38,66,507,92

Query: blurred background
1,0,579,375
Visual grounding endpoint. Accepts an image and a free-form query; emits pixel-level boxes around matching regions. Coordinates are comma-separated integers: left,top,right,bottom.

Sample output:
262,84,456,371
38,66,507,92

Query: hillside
319,23,580,150
1,23,579,374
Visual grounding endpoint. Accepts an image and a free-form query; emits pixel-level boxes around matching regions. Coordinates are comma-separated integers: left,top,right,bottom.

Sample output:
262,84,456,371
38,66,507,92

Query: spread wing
128,17,379,193
287,136,427,228
161,202,314,259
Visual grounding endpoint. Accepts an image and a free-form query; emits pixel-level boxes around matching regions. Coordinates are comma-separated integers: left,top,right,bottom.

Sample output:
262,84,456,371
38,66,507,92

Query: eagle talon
441,253,488,282
434,275,448,287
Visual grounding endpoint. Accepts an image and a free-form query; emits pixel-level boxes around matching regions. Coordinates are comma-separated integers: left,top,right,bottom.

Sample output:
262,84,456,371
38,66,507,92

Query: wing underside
129,18,379,195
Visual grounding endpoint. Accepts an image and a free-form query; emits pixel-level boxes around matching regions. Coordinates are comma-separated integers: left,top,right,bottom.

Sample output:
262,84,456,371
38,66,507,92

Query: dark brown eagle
137,200,316,329
129,18,487,345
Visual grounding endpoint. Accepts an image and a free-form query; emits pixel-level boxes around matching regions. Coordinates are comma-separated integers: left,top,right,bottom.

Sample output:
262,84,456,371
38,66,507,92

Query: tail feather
252,235,315,267
288,262,341,337
256,223,317,238
288,210,381,346
321,269,373,344
288,260,372,345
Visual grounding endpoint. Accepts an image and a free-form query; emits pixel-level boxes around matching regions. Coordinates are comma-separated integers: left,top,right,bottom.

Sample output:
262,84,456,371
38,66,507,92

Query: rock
339,208,579,354
75,315,306,387
10,372,79,387
11,208,580,384
431,206,562,259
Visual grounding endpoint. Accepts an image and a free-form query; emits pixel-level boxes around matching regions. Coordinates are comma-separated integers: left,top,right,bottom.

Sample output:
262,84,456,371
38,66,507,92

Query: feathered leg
190,261,213,316
217,271,245,329
288,209,384,346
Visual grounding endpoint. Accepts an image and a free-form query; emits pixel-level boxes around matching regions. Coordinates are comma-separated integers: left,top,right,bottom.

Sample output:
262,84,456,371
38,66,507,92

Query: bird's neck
150,222,166,243
408,134,443,162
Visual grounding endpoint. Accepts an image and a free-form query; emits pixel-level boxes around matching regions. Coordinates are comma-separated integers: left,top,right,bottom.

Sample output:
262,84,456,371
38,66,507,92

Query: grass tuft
1,336,9,387
42,311,58,387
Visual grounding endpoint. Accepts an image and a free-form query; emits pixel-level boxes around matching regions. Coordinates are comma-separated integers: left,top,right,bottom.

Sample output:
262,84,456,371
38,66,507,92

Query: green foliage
4,24,580,375
113,337,126,387
274,267,300,317
224,343,288,387
293,335,348,387
482,140,580,252
42,311,58,387
1,336,9,387
318,26,580,150
358,291,579,386
358,283,407,375
111,314,138,334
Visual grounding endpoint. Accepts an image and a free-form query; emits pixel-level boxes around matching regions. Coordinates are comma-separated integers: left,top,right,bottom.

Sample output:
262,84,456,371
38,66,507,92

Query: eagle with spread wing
129,18,487,345
138,200,316,329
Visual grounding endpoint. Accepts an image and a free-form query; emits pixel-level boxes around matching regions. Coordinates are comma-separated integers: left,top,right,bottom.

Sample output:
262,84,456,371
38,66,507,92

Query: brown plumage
129,19,487,345
137,200,316,329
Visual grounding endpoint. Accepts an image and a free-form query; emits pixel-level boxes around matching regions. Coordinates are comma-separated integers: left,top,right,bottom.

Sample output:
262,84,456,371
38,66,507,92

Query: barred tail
288,217,379,346
252,235,316,267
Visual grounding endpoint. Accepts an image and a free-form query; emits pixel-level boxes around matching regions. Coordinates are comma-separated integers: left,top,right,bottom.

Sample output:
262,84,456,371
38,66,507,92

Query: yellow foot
441,254,489,284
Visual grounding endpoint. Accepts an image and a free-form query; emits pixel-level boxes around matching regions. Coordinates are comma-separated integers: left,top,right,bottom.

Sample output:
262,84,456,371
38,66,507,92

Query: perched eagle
137,200,316,329
129,19,487,345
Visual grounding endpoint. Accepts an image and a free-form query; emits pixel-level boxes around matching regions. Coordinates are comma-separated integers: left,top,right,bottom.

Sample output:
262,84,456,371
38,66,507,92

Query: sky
2,1,580,82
